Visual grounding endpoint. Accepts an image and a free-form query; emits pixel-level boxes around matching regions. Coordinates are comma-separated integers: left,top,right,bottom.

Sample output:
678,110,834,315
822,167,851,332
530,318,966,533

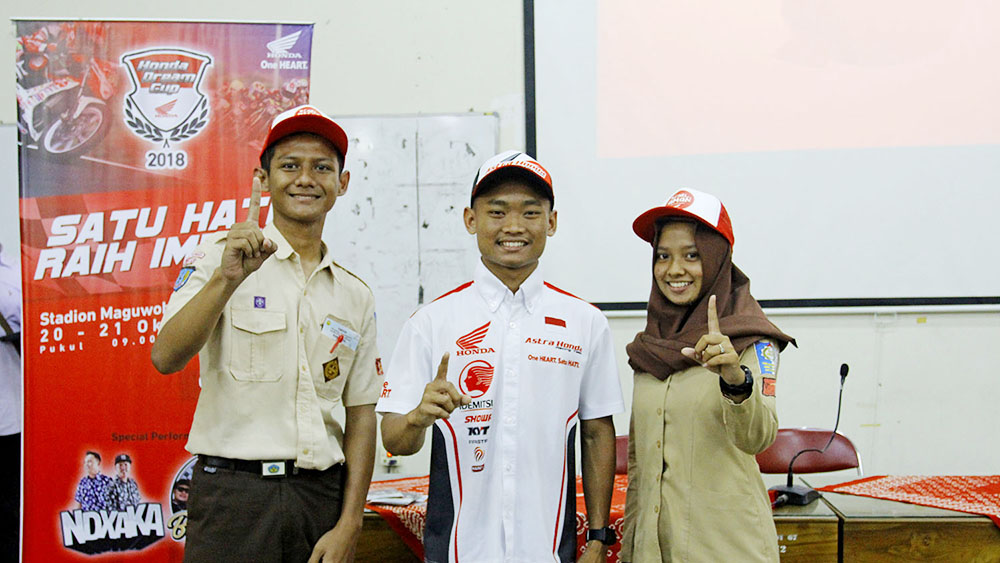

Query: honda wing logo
456,322,490,350
267,31,303,59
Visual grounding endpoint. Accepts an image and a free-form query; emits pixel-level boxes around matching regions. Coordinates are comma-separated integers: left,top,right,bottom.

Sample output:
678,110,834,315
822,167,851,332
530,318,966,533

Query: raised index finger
707,294,721,334
435,353,450,381
247,177,262,224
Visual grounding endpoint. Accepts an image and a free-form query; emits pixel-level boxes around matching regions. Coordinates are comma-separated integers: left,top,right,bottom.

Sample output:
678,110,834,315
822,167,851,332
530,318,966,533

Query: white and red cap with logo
260,104,349,159
471,150,554,204
632,188,734,246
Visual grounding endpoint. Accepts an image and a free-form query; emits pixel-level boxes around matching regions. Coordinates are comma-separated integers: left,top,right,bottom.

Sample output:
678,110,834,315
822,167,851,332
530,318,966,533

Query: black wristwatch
719,365,754,396
586,526,616,546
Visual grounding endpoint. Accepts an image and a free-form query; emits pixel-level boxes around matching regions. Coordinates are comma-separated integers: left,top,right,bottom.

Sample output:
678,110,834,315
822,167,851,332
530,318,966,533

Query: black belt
198,455,337,477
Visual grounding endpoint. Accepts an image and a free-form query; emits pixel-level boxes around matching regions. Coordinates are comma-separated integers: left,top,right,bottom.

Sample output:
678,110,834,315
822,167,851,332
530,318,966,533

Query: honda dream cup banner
15,20,313,560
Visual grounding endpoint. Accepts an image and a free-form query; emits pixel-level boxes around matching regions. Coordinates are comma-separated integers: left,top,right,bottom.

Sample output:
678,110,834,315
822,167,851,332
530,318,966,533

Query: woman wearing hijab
619,188,795,562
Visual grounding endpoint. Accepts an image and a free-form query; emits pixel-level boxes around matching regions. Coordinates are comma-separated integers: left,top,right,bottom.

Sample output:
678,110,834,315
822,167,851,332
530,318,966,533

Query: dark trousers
0,433,19,562
183,459,344,563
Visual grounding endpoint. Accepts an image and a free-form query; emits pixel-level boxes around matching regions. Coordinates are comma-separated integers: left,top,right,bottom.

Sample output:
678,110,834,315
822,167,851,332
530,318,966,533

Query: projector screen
532,0,1000,306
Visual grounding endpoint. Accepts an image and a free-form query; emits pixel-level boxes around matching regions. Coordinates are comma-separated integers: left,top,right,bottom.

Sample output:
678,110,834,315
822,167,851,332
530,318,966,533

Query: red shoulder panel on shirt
543,282,599,309
431,281,474,303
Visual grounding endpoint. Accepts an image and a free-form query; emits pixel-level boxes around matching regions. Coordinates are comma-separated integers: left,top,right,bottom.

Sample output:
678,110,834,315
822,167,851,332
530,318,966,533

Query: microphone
770,363,848,507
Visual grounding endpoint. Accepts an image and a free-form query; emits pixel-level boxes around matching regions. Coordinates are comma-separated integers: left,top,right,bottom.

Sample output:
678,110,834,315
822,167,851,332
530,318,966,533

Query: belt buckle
261,461,287,478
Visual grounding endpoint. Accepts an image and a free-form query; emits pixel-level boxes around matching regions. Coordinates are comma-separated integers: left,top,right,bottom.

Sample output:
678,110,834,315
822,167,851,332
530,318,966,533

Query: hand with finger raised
221,177,278,282
406,353,472,429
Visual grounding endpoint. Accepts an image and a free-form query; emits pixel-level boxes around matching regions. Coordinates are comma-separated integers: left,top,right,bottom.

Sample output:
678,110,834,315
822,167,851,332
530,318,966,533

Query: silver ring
717,344,726,354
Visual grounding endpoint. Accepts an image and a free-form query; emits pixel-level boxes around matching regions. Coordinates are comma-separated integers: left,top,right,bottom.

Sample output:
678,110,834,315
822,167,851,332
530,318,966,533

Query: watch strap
719,365,754,396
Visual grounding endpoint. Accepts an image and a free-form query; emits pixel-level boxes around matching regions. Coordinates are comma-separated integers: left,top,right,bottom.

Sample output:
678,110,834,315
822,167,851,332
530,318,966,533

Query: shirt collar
473,261,544,314
263,223,334,272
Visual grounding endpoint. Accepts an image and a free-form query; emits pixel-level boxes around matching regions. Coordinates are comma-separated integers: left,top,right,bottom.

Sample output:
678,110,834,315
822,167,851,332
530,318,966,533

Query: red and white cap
632,188,734,246
260,104,349,159
471,150,554,204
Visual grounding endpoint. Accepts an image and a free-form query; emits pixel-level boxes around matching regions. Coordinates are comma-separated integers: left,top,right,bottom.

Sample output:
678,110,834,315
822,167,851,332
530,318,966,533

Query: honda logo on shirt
459,360,494,398
456,322,495,356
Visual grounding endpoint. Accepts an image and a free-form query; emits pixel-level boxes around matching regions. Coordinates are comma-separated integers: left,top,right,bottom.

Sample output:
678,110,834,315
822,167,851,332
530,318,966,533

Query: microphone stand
770,364,848,506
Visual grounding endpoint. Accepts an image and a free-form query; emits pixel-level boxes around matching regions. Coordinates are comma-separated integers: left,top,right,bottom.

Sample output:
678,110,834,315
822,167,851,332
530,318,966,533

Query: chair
755,427,862,475
615,435,629,474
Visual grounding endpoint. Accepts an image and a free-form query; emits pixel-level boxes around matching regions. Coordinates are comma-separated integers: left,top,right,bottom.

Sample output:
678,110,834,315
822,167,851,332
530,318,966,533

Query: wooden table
358,476,1000,562
803,477,1000,562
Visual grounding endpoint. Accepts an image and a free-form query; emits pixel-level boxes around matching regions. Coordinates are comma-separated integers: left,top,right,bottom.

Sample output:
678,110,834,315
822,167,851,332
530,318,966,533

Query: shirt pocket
229,308,287,382
315,345,356,401
314,316,359,401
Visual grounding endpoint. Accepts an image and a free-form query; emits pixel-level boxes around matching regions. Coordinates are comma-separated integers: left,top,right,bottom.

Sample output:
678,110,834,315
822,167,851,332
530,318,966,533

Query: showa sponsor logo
121,48,211,170
261,31,309,70
60,505,165,554
456,322,495,357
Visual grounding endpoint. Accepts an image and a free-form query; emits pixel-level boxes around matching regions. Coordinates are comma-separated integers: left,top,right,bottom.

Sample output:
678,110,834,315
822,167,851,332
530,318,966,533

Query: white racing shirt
377,262,624,563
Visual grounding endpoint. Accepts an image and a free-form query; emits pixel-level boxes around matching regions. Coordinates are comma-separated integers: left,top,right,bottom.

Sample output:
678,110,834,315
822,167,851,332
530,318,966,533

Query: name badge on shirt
321,317,360,351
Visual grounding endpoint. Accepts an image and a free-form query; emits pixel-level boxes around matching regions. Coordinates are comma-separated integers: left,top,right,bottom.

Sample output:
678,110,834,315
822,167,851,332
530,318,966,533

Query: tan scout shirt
621,340,780,563
161,223,381,470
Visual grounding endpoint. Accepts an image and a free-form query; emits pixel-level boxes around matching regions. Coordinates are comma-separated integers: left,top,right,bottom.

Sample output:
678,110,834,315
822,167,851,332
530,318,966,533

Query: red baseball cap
632,188,734,246
259,104,348,159
471,150,553,205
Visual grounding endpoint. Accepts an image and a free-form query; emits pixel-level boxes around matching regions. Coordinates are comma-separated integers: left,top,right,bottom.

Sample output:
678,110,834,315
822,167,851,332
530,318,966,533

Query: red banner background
16,20,313,560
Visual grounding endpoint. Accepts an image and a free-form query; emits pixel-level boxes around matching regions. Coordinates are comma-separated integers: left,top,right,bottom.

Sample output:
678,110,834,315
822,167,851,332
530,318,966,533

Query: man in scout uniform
152,105,382,563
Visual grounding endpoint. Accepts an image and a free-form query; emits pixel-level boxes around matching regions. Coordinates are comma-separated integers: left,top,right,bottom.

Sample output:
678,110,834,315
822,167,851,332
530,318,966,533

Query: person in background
171,478,190,513
106,453,141,510
0,243,20,560
74,450,113,511
620,188,795,562
151,105,382,563
378,151,624,562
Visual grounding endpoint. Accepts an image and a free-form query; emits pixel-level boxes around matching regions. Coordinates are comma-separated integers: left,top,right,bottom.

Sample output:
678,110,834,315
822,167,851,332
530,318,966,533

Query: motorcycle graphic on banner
14,20,314,561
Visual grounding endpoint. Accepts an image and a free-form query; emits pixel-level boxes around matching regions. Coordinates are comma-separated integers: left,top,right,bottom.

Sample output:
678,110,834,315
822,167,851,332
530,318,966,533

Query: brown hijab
626,221,795,380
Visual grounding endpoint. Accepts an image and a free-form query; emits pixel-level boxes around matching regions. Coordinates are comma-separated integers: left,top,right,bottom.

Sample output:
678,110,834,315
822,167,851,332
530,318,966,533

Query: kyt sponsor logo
456,322,495,356
467,426,490,436
459,360,494,398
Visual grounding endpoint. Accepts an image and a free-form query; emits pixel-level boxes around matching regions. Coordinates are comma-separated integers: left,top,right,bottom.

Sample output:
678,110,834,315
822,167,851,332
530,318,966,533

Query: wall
5,2,997,478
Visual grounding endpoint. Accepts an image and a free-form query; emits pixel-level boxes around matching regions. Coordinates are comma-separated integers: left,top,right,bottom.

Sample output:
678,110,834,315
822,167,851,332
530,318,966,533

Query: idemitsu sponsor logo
455,321,495,356
59,504,165,554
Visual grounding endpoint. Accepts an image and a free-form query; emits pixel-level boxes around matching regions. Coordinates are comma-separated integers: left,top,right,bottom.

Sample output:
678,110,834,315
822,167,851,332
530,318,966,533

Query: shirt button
302,449,309,455
656,408,662,415
653,505,659,513
505,464,513,472
299,327,304,334
509,322,516,329
505,417,514,425
656,440,661,448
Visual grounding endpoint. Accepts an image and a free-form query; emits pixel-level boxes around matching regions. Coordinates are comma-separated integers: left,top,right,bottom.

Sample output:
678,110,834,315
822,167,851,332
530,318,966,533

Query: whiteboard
533,0,1000,305
323,114,498,360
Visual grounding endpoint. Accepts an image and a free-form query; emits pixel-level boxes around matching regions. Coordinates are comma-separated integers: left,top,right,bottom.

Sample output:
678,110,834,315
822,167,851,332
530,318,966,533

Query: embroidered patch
323,358,341,381
762,377,777,397
183,251,206,266
254,296,266,309
173,267,195,291
754,341,777,376
375,357,384,376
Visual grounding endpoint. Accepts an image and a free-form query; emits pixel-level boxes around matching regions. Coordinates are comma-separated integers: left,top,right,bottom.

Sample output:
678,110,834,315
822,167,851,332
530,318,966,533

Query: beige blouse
620,341,780,562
